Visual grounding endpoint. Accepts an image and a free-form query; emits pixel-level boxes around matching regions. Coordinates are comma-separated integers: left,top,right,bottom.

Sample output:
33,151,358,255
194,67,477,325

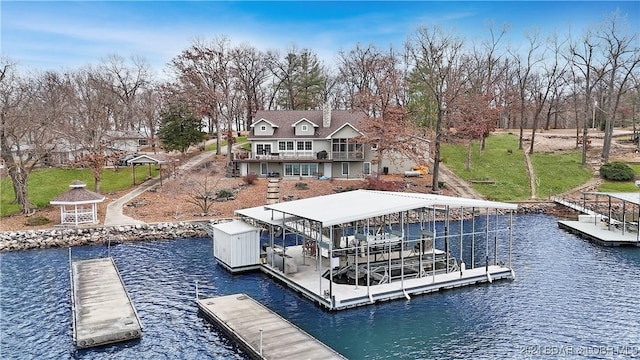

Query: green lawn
442,134,592,202
0,166,158,216
441,135,530,201
530,152,592,199
204,137,248,151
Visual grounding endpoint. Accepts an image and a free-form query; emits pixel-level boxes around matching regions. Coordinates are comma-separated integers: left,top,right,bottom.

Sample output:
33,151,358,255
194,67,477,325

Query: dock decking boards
558,220,640,246
197,293,346,360
71,257,142,348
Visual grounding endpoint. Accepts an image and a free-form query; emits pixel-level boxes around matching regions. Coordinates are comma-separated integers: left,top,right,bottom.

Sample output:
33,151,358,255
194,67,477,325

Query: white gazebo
50,180,105,226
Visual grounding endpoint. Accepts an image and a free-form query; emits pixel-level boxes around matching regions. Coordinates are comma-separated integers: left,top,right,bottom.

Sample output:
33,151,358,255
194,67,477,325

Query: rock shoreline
0,202,563,253
0,220,227,253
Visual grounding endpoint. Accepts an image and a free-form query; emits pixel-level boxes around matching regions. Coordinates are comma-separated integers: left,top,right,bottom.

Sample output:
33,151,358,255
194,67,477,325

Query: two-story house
233,107,424,179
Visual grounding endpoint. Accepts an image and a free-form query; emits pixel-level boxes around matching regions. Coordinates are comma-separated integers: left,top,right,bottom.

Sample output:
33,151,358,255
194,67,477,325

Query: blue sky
2,1,638,75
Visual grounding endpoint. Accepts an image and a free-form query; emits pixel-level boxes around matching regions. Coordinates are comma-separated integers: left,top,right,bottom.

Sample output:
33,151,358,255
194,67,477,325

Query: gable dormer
326,122,363,139
250,118,278,136
291,118,319,136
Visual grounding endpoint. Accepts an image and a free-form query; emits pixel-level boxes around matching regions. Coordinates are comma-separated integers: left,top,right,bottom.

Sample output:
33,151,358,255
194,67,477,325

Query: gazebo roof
50,181,106,205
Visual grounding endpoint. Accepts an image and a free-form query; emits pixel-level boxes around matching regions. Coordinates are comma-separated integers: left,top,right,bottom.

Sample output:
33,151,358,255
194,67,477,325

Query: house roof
50,181,105,205
251,110,365,139
237,189,517,227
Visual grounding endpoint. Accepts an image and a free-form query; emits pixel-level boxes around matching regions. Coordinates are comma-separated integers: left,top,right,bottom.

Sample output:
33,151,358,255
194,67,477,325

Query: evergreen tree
158,105,205,153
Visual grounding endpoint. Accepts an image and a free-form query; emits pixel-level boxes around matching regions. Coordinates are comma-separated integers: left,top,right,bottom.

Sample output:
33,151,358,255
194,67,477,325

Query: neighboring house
106,130,148,153
233,106,429,179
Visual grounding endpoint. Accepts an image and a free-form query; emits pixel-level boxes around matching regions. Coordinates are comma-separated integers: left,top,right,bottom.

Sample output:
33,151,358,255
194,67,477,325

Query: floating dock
197,293,345,359
558,215,640,247
70,257,142,348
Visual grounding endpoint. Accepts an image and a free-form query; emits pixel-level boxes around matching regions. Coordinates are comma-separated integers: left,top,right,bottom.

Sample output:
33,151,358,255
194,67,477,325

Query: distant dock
555,194,640,247
70,257,142,348
197,293,346,359
558,215,640,247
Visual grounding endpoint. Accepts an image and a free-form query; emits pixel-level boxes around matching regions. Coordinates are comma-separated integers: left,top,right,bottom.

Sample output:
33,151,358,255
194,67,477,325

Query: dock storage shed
212,220,261,273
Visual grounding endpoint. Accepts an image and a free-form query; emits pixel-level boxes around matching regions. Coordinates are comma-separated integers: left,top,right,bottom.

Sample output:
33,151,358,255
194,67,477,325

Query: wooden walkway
70,257,142,348
197,293,345,359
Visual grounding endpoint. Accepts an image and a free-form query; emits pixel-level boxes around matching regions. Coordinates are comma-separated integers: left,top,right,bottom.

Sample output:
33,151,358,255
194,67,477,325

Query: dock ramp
70,257,142,348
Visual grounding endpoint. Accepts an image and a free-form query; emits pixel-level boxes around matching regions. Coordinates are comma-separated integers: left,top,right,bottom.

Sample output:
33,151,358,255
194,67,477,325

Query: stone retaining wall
0,220,228,252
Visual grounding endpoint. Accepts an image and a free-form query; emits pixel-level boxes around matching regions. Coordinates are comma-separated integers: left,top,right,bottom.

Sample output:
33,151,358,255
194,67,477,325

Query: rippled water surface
2,214,640,359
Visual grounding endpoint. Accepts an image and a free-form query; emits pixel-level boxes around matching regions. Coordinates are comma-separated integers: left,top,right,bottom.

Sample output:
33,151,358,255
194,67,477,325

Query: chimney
322,102,331,128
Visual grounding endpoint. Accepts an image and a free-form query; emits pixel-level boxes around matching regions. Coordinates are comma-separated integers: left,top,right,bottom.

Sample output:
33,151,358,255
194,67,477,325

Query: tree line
1,9,638,214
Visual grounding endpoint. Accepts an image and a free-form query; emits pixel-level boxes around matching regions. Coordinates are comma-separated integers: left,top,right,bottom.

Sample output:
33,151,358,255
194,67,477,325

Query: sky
1,1,638,76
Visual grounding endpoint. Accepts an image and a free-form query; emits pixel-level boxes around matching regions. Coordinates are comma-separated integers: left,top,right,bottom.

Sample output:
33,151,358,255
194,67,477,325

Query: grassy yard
204,137,248,152
442,134,592,202
530,152,592,199
441,135,529,201
0,166,158,216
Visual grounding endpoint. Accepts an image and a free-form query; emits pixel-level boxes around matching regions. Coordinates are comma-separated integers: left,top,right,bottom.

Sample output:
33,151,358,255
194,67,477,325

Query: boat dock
558,215,640,247
554,193,640,247
70,257,142,348
197,293,346,359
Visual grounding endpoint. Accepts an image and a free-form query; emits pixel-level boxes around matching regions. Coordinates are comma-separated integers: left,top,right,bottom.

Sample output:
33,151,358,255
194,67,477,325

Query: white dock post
195,280,199,300
259,328,263,356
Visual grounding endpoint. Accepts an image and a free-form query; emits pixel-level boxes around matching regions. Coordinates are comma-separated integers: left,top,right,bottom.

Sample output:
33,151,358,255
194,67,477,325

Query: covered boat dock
230,190,517,310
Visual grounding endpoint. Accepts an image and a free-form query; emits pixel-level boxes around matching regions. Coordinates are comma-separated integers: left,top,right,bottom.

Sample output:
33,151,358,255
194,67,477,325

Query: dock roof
237,189,517,227
584,192,640,206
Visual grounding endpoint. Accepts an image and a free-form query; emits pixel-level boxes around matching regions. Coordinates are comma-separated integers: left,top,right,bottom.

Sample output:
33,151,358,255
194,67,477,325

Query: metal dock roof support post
509,210,513,270
432,207,436,282
471,207,476,269
366,217,371,302
459,207,464,271
485,210,489,272
494,208,498,266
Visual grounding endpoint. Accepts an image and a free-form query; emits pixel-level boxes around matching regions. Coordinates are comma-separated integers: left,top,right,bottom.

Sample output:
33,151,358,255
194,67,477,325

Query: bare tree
62,66,118,193
509,31,543,151
101,54,152,131
0,60,35,213
596,11,640,162
568,25,607,166
406,25,465,192
229,44,269,130
337,44,424,179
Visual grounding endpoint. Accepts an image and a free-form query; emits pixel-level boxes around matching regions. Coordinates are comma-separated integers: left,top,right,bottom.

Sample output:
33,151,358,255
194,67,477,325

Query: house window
279,141,294,151
284,163,317,177
256,143,272,155
332,138,347,152
363,162,371,175
260,163,268,176
342,162,349,176
286,141,294,150
304,141,312,150
260,125,267,132
297,141,305,151
302,124,308,132
138,139,148,146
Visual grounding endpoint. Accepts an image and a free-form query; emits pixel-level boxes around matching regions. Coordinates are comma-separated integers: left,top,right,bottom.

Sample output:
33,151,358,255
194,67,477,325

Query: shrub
294,182,308,190
243,173,258,185
216,189,234,200
600,162,635,181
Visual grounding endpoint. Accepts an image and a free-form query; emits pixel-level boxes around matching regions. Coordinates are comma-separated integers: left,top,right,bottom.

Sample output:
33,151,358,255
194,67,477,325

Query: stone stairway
267,178,280,204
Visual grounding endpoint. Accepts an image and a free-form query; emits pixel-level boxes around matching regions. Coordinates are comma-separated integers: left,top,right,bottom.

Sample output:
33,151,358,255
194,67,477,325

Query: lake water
1,214,640,359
